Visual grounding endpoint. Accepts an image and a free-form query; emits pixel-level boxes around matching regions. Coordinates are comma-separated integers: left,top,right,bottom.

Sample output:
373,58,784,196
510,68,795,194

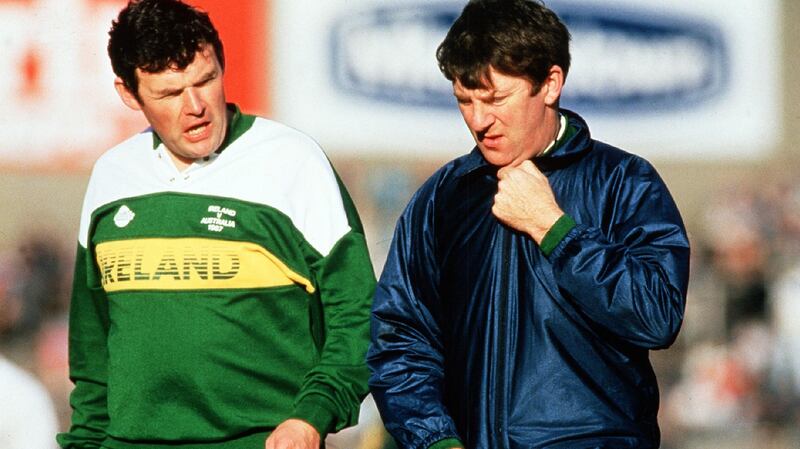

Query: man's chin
169,146,216,164
182,139,222,158
479,147,515,168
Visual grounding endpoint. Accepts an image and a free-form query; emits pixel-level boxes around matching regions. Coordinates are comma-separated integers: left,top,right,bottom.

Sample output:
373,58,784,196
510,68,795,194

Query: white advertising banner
0,0,269,171
273,0,781,161
0,0,144,169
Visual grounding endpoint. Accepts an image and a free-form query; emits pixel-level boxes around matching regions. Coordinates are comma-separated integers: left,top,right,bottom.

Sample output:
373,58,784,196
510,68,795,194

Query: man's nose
470,102,494,131
183,88,205,116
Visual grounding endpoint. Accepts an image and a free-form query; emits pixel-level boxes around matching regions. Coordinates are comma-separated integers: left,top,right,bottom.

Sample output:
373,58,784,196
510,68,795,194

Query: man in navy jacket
367,1,691,448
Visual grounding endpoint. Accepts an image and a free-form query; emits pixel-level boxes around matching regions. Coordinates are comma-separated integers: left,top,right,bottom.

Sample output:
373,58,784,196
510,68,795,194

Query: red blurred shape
191,0,271,117
20,47,41,98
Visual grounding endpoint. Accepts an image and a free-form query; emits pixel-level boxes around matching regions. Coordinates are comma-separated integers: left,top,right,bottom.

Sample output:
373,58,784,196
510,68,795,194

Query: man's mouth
480,133,502,146
185,122,210,140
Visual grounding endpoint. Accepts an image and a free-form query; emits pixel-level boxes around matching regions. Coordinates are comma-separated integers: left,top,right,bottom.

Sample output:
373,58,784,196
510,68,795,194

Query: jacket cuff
428,437,464,449
539,213,576,256
290,394,337,438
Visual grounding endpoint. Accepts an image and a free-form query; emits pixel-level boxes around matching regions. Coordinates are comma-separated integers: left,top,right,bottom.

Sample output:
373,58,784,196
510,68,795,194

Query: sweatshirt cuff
290,395,337,438
428,437,464,449
539,213,576,256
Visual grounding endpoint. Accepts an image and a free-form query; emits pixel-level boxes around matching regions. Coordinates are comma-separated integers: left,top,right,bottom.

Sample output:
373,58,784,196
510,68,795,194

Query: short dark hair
436,0,571,91
107,0,225,97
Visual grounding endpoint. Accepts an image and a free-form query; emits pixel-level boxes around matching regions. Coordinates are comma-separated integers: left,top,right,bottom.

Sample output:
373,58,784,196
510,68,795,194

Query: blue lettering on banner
329,1,728,114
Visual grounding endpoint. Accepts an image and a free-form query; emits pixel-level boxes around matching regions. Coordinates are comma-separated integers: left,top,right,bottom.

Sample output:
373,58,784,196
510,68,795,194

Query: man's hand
264,419,320,449
493,160,563,243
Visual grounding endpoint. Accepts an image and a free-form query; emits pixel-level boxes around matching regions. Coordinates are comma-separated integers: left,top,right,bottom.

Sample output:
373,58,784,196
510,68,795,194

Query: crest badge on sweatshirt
113,205,136,228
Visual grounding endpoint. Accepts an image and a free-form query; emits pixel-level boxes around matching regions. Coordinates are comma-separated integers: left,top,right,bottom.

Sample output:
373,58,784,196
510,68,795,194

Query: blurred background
1,0,799,447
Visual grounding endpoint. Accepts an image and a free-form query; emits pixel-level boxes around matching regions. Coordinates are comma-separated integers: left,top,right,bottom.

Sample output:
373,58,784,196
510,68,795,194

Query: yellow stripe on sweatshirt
94,238,315,293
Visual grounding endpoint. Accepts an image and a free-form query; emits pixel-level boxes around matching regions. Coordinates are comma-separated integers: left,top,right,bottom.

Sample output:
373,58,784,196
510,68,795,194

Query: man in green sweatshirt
57,1,375,448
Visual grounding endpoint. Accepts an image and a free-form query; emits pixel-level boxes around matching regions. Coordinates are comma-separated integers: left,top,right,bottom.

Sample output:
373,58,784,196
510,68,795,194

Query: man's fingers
499,162,540,184
518,159,539,175
497,165,510,179
498,166,524,183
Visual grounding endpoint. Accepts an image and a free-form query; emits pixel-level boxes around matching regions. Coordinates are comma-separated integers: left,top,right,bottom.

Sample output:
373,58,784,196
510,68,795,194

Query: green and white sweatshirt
57,106,376,449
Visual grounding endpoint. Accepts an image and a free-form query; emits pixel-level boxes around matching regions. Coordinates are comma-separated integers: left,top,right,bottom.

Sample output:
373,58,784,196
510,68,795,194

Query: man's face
453,66,561,168
116,44,228,168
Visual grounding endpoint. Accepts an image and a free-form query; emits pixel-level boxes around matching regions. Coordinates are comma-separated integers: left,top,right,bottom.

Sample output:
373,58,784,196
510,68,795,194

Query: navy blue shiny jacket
367,110,690,449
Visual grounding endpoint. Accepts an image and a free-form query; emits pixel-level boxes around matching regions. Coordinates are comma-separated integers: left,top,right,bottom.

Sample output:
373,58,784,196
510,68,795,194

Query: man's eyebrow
475,88,499,100
150,69,218,97
153,86,183,96
196,68,219,84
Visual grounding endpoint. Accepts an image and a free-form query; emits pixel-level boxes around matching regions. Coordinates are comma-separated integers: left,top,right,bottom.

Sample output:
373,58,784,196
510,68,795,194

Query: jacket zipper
495,228,511,447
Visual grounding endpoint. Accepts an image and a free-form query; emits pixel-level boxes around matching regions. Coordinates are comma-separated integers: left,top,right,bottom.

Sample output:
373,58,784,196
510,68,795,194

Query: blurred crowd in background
2,163,800,448
657,175,800,449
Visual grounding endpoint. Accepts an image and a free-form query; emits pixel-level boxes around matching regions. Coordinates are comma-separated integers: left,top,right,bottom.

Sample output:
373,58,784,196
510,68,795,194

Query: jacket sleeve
56,245,110,449
289,167,377,436
367,189,465,449
543,158,690,349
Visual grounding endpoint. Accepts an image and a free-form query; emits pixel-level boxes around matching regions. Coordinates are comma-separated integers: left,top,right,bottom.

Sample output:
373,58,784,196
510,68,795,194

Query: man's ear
114,77,142,111
542,65,564,106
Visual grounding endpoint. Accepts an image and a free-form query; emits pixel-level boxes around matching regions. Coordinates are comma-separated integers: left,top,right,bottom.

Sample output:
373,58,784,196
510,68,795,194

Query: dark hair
107,0,225,97
436,0,570,91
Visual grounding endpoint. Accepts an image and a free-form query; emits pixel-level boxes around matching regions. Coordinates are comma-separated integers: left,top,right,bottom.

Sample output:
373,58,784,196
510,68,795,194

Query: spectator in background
0,354,59,449
662,179,800,446
0,236,72,432
765,184,800,424
703,190,770,340
769,262,800,422
0,236,68,348
0,251,22,339
15,238,68,330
